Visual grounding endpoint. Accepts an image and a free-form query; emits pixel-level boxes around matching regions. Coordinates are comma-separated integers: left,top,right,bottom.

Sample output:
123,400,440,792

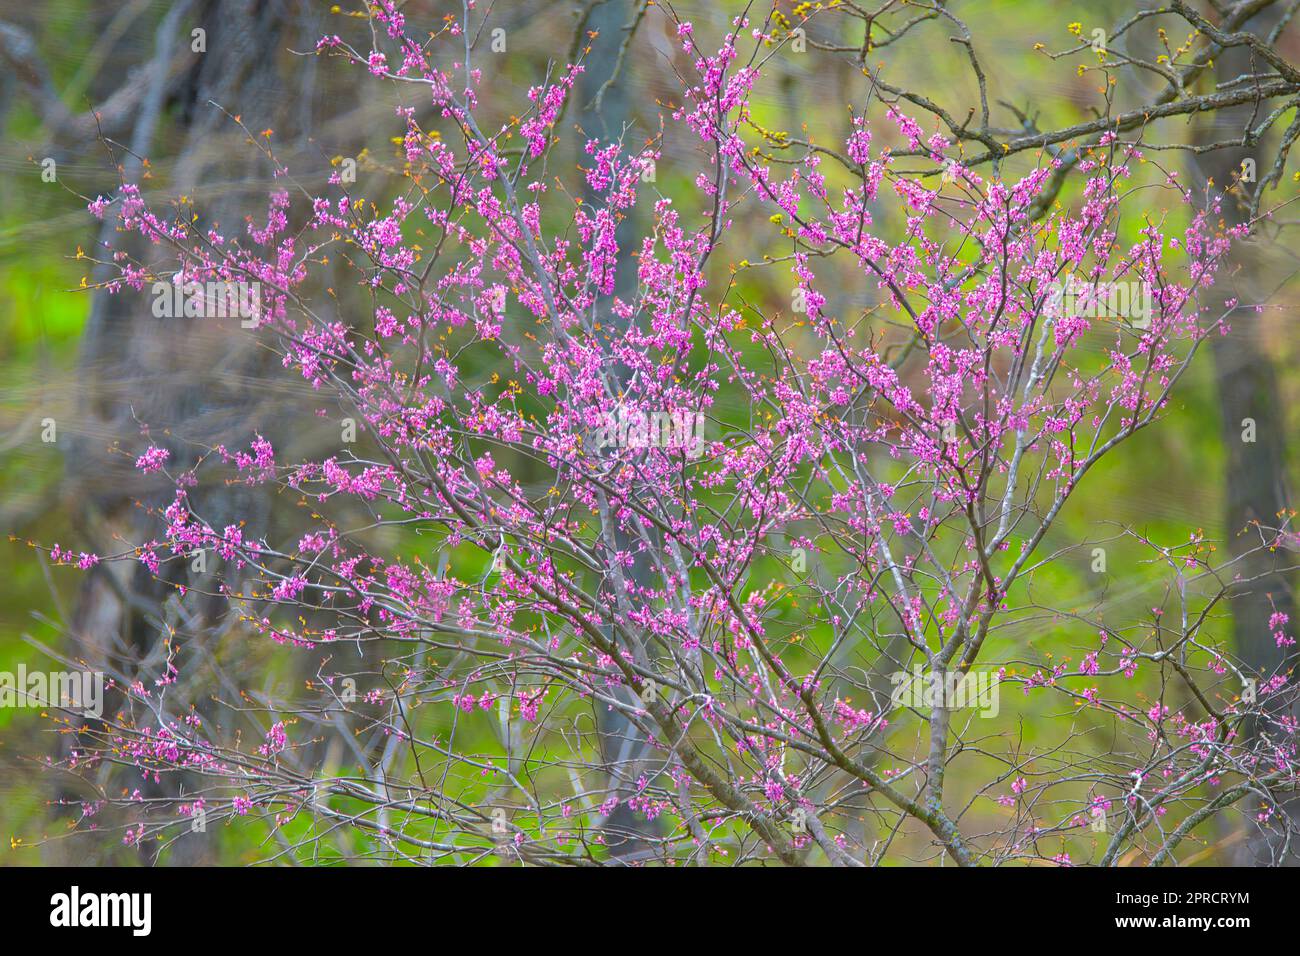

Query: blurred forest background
1,0,1298,865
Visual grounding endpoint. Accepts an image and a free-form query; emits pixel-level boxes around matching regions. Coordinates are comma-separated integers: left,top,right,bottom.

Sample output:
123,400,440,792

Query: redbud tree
40,2,1300,866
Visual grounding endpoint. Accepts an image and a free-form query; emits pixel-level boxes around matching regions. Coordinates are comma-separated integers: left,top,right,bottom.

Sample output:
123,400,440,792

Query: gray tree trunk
578,0,662,861
1192,9,1300,865
59,0,316,865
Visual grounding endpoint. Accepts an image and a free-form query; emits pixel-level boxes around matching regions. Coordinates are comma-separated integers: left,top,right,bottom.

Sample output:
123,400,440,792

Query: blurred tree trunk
1193,6,1300,865
578,0,663,861
58,0,313,865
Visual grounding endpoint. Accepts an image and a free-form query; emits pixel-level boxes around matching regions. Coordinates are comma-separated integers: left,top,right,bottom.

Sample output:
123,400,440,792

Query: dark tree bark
57,0,321,864
1192,5,1300,865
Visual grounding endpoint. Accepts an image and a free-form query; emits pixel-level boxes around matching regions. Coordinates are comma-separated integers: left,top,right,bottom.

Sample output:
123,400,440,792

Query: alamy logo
1046,278,1152,328
0,665,102,717
889,666,1000,717
50,887,151,936
151,279,262,327
592,405,705,458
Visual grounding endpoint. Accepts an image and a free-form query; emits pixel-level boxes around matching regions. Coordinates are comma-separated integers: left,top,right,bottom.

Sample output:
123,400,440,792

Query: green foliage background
0,0,1293,865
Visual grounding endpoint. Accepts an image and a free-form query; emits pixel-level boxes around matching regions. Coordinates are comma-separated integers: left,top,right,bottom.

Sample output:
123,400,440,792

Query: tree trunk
1192,7,1300,865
